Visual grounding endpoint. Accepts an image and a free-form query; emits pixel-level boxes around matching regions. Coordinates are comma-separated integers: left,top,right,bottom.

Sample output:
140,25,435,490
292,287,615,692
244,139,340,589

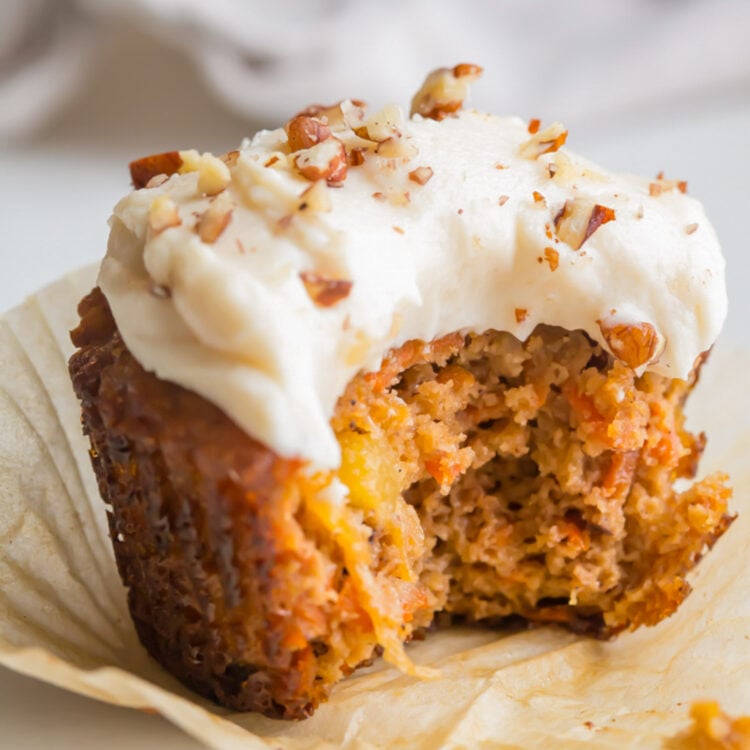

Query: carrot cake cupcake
69,65,733,719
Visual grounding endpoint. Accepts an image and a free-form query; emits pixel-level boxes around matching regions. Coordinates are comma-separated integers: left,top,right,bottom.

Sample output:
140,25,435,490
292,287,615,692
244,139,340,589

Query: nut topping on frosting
554,199,616,250
129,151,183,189
294,138,348,186
295,99,367,131
174,150,232,196
598,321,660,369
300,272,353,307
147,195,181,234
408,166,434,185
297,180,333,214
197,194,234,244
100,65,728,468
650,173,688,196
410,63,483,121
520,122,568,159
543,247,560,271
285,115,332,152
196,153,232,196
219,150,240,167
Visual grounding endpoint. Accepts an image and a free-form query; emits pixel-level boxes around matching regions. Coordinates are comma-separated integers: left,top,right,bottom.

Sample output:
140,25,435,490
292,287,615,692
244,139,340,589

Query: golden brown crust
70,289,362,717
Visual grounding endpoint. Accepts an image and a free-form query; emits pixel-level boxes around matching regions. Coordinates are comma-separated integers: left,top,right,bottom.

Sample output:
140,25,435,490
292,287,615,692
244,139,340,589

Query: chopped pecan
294,138,348,186
285,115,332,152
409,166,434,185
584,204,616,244
295,99,367,130
197,153,231,196
649,174,688,196
515,307,528,324
453,63,483,78
297,180,332,213
376,136,418,159
520,122,568,159
554,199,615,250
219,150,240,167
175,150,231,195
544,246,559,271
598,320,659,369
410,63,483,121
147,195,181,234
197,194,233,243
348,148,366,166
130,151,183,189
300,272,352,307
360,103,405,143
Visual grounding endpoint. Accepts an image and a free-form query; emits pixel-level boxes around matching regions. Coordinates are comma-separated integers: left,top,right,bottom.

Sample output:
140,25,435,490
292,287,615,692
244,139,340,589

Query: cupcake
69,64,733,719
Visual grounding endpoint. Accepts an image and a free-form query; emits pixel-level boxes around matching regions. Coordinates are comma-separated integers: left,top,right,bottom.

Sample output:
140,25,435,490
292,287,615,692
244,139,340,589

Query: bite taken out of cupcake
69,64,733,719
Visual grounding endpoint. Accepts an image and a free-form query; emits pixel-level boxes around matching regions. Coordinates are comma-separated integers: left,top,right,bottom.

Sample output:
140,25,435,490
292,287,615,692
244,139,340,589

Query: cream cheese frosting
99,73,727,469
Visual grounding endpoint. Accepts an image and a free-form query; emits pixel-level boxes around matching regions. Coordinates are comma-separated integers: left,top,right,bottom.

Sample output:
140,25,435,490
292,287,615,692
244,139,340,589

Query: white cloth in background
1,0,749,141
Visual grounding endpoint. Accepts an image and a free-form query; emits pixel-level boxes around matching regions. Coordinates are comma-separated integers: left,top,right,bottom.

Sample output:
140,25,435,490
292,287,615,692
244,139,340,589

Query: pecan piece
554,199,616,250
294,138,348,186
197,194,234,244
520,122,568,159
408,166,434,185
147,195,181,234
300,272,352,307
649,173,688,196
598,320,659,369
285,115,332,152
297,180,332,214
410,63,483,121
219,150,239,167
295,99,367,130
544,246,559,271
129,151,183,189
197,153,231,196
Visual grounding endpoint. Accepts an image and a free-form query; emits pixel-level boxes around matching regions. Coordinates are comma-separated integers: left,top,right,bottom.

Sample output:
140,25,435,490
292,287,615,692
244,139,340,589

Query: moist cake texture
69,65,733,718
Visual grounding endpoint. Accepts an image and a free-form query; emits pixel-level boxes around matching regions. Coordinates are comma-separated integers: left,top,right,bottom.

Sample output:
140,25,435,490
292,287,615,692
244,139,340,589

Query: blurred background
2,1,749,337
1,1,749,747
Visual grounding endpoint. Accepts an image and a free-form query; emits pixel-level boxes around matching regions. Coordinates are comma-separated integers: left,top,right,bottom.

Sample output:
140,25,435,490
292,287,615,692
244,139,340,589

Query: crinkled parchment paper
1,266,748,749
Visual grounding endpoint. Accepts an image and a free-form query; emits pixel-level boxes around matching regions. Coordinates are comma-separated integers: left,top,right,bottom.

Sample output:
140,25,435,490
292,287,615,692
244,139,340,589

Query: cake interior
292,325,732,687
70,289,733,717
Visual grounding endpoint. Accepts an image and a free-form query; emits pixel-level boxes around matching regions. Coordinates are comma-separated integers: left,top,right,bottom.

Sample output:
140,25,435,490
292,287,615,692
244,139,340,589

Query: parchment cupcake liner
1,266,748,749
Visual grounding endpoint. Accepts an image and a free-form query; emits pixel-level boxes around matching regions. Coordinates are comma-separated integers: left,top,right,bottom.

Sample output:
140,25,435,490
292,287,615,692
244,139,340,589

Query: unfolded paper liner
1,265,748,750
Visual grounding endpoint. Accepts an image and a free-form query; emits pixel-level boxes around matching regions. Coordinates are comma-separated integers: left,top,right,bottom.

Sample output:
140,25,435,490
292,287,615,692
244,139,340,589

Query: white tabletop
2,23,749,750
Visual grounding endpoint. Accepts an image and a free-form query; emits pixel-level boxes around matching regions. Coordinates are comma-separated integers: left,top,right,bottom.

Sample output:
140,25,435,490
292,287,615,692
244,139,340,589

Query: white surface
1,21,749,750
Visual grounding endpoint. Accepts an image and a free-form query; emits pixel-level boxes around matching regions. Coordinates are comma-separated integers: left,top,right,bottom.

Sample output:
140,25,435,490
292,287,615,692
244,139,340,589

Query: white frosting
99,107,727,468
